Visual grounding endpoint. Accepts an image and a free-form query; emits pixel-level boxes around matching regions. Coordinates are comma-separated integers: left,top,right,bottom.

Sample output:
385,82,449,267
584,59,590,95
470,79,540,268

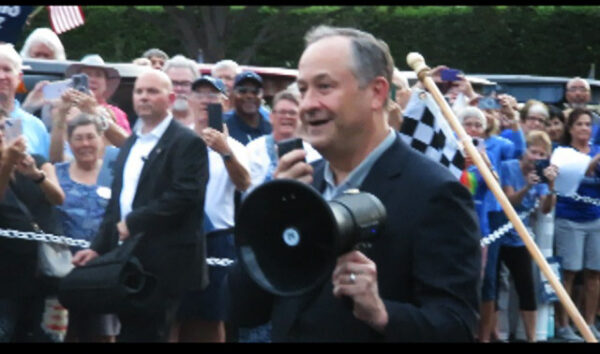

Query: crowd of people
0,23,598,343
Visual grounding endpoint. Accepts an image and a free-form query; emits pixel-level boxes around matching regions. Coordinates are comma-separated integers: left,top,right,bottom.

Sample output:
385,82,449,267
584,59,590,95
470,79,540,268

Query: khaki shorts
554,217,600,272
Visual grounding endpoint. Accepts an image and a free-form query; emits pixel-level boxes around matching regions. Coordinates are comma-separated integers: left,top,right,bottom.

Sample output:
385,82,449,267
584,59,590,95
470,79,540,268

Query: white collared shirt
119,115,173,221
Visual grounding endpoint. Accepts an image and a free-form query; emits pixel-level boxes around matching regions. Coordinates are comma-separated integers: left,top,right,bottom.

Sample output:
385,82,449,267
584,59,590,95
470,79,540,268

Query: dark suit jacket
91,118,209,296
231,133,481,342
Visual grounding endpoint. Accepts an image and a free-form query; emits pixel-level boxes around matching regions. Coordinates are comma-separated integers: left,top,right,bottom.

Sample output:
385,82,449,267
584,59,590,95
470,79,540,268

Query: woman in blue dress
53,109,120,342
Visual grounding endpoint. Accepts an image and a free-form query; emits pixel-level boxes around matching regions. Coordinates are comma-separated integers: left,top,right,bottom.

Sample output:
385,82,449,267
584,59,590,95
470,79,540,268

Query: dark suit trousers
117,294,182,342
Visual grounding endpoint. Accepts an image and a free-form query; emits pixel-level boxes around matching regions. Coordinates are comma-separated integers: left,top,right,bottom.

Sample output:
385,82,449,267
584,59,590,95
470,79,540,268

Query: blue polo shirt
224,110,272,145
10,100,50,159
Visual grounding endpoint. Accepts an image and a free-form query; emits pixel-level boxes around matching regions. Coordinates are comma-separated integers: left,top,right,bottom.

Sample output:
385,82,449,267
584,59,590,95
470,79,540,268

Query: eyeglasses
567,87,589,93
191,92,221,100
526,116,546,124
172,80,193,88
235,86,261,95
463,122,483,129
273,109,299,117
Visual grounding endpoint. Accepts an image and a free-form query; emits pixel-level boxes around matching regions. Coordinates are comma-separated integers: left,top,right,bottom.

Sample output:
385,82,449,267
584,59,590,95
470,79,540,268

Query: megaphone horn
235,179,386,297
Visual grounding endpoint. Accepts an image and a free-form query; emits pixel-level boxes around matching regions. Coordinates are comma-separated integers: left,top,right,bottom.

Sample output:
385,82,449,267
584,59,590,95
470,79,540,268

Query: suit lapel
359,134,407,195
136,119,177,186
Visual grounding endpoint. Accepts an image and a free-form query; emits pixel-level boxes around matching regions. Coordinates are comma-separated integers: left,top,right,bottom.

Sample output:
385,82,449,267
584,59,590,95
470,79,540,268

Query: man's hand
201,127,230,155
332,250,388,333
498,94,518,127
72,249,99,267
117,220,130,241
14,154,42,180
273,149,313,184
2,136,27,167
22,80,50,112
456,75,477,101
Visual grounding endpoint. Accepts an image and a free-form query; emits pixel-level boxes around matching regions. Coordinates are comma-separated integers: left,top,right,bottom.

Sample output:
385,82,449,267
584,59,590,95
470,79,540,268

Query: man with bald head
565,77,600,143
230,26,480,342
72,69,209,342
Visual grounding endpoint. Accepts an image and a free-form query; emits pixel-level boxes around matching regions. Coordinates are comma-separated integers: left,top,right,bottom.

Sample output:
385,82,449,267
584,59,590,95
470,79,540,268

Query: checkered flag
399,89,465,179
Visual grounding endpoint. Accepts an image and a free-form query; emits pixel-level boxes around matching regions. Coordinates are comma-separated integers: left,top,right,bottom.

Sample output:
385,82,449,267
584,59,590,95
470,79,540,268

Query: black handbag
58,234,159,315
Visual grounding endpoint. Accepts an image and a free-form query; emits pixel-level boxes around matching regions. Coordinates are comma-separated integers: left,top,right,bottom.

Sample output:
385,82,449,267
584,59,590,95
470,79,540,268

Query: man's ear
168,91,176,105
370,76,390,111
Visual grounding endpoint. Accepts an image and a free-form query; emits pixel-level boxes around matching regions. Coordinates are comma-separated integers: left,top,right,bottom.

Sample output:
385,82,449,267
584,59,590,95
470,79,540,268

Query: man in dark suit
72,69,209,342
230,25,481,341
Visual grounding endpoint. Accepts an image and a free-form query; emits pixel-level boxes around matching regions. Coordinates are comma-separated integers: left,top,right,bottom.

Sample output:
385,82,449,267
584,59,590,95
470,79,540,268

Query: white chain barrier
480,200,539,248
0,228,236,267
480,191,600,248
3,190,600,256
0,227,91,248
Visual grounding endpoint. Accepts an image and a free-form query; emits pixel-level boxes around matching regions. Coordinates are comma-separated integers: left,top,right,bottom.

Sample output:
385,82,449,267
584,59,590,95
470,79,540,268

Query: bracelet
33,171,46,184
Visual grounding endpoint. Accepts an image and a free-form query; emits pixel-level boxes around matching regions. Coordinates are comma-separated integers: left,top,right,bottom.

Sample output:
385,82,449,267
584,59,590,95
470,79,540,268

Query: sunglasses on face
235,86,261,95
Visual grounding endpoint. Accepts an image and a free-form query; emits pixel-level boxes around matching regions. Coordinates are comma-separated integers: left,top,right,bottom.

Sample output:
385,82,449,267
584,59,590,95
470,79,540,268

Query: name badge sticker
96,186,111,200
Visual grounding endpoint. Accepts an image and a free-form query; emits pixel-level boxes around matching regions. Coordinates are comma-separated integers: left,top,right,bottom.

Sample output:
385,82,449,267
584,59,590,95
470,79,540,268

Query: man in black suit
230,25,481,342
72,69,208,342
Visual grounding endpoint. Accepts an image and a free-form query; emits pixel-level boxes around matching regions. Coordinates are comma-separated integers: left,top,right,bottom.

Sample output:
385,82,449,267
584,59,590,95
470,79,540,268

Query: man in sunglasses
224,71,272,145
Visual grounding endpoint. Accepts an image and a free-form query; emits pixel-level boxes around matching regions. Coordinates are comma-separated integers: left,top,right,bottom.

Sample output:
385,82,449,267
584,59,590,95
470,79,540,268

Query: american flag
47,6,85,34
399,89,465,179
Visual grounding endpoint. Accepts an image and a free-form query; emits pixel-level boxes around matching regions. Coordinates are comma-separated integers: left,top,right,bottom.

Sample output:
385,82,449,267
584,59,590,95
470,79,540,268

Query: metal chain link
480,192,600,248
480,200,539,248
0,228,90,248
558,192,600,206
206,257,235,267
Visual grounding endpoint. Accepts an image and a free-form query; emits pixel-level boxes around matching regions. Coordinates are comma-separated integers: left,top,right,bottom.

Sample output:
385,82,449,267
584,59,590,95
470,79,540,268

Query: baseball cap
234,71,263,88
192,75,227,94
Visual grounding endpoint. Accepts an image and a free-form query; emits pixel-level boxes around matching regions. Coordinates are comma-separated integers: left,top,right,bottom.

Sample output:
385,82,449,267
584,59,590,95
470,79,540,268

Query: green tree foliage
16,6,600,77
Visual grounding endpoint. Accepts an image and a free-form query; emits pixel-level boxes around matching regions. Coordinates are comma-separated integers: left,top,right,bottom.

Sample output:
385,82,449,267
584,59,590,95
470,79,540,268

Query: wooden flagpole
406,52,596,343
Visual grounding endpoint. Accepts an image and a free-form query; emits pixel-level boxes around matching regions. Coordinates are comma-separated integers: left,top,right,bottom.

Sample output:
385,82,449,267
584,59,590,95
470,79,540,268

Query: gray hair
458,106,487,131
566,76,590,91
19,27,66,60
162,54,199,80
304,25,394,89
0,43,22,73
67,113,103,139
211,59,241,76
142,48,168,60
272,89,300,108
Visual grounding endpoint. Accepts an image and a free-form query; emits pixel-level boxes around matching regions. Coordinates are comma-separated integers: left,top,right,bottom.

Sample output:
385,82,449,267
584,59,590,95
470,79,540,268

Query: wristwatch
221,153,232,162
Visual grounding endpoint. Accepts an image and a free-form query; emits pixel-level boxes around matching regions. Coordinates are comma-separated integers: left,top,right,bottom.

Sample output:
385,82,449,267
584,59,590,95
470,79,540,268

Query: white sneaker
556,326,584,342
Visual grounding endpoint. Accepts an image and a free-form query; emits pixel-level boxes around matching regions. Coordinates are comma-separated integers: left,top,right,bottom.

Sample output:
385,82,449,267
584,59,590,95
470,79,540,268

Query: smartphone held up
534,159,550,184
277,137,305,161
4,118,23,145
42,73,90,100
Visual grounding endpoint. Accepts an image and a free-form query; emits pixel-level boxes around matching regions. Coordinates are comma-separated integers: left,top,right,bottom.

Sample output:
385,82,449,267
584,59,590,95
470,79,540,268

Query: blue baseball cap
234,71,263,88
192,75,227,94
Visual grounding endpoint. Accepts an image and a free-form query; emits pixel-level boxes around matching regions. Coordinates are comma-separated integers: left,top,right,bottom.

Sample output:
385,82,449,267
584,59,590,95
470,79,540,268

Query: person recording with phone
229,25,481,342
246,89,321,189
169,75,250,343
0,108,67,342
0,44,50,160
64,55,131,135
486,130,558,343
